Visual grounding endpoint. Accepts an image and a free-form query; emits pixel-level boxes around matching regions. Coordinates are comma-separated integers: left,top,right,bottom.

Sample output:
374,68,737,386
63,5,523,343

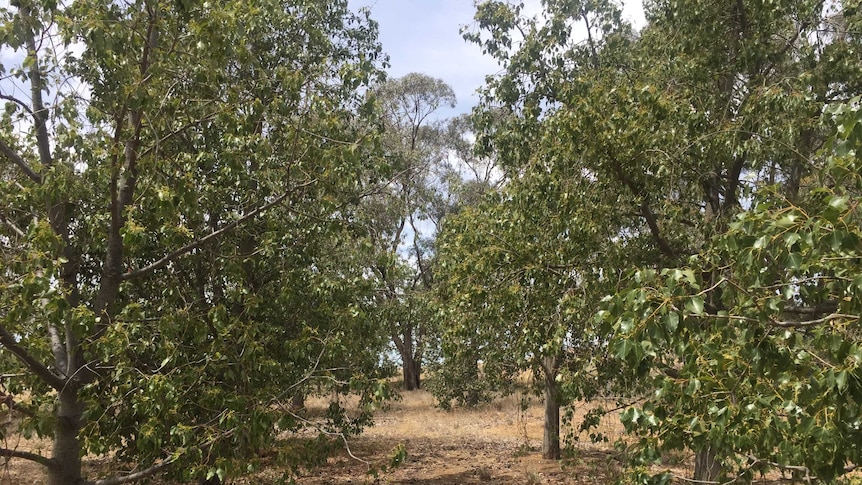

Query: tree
458,0,862,477
362,73,455,391
0,1,390,483
604,98,862,483
434,0,643,461
436,152,623,459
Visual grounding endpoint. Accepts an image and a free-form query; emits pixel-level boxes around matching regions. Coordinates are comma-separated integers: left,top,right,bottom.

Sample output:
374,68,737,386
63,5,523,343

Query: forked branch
0,325,64,391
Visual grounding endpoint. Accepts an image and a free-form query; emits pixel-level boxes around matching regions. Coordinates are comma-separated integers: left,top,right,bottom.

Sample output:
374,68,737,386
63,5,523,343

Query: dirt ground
2,390,635,484
288,391,628,485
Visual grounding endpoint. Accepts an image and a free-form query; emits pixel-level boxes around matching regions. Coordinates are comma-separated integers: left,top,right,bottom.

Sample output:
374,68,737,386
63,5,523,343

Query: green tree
604,98,862,483
0,1,389,483
425,113,503,409
457,0,862,477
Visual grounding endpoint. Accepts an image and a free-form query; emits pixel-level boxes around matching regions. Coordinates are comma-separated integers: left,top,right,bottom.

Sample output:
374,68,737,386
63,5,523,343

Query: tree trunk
47,389,83,485
290,392,305,410
464,358,481,406
694,446,720,482
542,355,561,460
401,352,421,391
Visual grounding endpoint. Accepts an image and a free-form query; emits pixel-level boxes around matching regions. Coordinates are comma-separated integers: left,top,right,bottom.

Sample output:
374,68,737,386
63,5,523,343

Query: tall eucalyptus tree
363,73,455,391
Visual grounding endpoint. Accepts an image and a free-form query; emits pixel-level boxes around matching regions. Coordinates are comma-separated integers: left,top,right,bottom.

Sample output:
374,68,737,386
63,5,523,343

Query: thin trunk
694,446,721,482
47,389,83,485
464,357,480,406
290,392,305,410
542,355,561,460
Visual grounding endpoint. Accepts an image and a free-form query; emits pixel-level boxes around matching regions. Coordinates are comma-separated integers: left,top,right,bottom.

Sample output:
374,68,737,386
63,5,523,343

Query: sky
1,1,645,121
347,0,646,118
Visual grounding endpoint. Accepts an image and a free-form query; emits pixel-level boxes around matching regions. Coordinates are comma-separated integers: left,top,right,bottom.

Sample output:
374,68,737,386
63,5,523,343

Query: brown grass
0,391,840,485
4,390,835,484
3,391,629,484
289,390,614,485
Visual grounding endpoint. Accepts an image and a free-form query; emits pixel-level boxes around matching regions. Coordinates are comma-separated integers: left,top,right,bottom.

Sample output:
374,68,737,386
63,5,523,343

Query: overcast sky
348,0,646,117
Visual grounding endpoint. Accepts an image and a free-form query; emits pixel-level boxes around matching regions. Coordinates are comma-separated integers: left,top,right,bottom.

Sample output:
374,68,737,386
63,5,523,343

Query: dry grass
290,390,605,485
4,390,841,484
2,391,625,484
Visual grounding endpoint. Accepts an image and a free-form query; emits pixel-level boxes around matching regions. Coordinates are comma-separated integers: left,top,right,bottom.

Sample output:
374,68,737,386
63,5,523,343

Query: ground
287,391,626,485
1,390,630,484
1,390,820,484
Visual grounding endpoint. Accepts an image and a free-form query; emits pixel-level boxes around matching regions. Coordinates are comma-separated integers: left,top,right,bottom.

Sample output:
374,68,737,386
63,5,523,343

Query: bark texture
542,355,561,460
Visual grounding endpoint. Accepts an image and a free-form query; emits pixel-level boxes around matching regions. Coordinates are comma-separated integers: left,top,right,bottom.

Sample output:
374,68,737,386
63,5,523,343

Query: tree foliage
0,0,390,483
605,98,862,483
441,0,862,479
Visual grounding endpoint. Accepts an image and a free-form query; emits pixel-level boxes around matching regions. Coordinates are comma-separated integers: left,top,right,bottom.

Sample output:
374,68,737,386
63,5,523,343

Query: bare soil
2,390,634,484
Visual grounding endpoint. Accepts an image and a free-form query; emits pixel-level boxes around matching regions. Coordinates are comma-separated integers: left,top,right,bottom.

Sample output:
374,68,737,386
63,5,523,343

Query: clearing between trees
3,390,826,484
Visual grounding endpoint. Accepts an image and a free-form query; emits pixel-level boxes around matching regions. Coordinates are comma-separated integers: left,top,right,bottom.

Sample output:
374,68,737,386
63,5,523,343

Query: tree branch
0,137,42,183
122,180,314,280
639,201,676,258
137,104,220,160
0,390,37,419
0,210,26,237
781,300,839,315
21,4,53,169
89,458,175,485
0,324,65,391
770,313,857,328
0,93,34,116
607,157,676,258
0,447,58,470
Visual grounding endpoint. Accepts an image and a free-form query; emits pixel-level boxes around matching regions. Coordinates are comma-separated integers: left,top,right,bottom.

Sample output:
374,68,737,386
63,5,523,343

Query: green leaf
685,296,704,316
836,370,848,392
827,195,849,212
615,339,635,360
664,311,680,333
786,253,803,270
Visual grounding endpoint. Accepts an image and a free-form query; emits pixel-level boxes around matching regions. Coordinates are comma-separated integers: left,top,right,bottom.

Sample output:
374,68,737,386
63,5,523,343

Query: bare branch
137,105,220,160
0,137,42,183
0,447,58,470
0,324,65,391
278,405,371,467
90,458,175,485
122,180,315,280
770,313,858,328
0,210,26,238
0,93,34,116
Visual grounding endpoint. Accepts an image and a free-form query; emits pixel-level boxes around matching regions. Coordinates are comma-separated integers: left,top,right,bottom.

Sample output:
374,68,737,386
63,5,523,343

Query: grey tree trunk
291,392,306,409
694,446,720,482
48,390,83,485
542,355,561,460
